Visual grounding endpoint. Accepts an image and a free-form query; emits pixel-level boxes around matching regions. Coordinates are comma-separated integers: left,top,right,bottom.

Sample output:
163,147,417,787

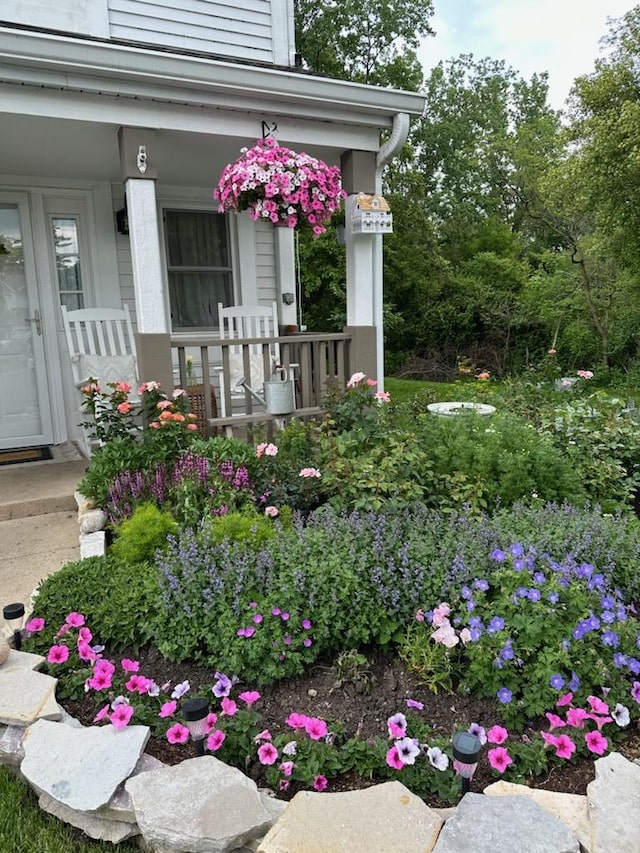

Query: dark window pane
165,210,228,267
169,272,233,328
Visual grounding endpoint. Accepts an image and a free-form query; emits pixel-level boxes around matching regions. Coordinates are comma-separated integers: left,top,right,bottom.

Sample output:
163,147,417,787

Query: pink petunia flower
587,695,609,715
556,693,573,707
304,717,328,741
47,645,69,665
204,713,218,733
488,747,513,773
254,729,272,742
25,618,45,633
545,712,566,731
93,704,110,723
486,725,509,745
77,642,97,662
554,735,576,759
566,707,588,729
406,698,424,710
238,691,261,707
387,713,408,739
541,731,559,748
121,658,140,672
632,682,640,704
159,700,177,718
385,745,405,770
78,626,92,643
286,712,309,730
110,704,134,730
65,612,85,628
221,698,237,716
585,731,608,755
313,775,328,792
257,743,279,765
586,713,613,731
166,723,190,745
206,729,226,751
279,760,294,777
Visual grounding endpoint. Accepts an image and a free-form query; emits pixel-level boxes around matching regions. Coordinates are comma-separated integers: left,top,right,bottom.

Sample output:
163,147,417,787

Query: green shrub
416,411,586,512
109,502,178,563
205,511,277,546
28,555,161,652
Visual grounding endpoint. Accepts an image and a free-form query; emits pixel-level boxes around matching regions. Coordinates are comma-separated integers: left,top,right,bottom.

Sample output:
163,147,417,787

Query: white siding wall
110,184,137,328
107,0,292,65
255,220,278,304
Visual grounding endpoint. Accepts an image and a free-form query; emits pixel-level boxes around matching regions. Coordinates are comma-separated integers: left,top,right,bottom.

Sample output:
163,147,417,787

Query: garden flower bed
22,369,640,807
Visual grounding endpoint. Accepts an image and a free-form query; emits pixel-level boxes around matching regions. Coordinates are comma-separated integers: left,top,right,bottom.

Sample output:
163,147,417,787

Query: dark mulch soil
61,646,640,806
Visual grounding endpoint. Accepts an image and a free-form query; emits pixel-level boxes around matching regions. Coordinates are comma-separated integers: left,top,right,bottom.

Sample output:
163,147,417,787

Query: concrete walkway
0,444,87,615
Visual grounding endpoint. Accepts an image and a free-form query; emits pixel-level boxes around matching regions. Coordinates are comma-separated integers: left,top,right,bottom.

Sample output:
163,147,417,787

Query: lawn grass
384,377,481,405
0,766,139,853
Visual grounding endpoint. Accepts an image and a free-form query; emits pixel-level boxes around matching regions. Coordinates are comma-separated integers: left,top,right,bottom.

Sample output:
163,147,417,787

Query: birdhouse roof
354,193,391,211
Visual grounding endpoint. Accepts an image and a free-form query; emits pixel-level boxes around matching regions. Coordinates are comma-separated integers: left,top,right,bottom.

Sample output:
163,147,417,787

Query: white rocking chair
216,302,281,419
61,305,139,456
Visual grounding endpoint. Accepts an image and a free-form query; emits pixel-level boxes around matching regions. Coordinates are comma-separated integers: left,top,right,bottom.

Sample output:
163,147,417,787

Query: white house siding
110,184,137,328
255,220,278,304
107,0,278,64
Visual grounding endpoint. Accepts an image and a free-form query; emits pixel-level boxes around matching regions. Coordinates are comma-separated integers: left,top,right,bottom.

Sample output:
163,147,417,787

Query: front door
0,194,53,449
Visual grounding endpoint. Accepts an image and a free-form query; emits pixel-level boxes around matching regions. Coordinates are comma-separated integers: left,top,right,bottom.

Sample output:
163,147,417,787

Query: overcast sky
417,0,636,110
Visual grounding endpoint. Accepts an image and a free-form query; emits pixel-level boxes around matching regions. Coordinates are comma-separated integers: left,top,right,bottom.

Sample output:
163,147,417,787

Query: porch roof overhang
0,26,426,141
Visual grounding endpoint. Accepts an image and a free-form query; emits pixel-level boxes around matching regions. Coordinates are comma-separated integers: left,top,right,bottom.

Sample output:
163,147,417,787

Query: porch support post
344,325,376,381
118,127,169,334
341,149,378,379
135,333,174,390
274,227,298,330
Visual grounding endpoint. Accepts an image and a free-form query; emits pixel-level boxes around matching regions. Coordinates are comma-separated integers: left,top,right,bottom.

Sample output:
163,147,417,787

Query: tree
294,0,433,89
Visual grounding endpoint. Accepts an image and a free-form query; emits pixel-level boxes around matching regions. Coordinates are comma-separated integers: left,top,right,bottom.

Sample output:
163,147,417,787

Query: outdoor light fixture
3,602,25,651
452,731,482,796
182,697,209,756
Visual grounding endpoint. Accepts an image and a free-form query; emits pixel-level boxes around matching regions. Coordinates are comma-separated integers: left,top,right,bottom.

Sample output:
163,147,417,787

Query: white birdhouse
350,193,393,234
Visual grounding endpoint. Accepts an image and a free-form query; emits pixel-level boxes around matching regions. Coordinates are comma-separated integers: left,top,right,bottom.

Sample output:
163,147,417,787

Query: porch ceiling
0,114,344,185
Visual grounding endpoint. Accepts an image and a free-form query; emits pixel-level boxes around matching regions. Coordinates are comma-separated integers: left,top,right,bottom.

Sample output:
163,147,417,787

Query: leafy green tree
294,0,433,89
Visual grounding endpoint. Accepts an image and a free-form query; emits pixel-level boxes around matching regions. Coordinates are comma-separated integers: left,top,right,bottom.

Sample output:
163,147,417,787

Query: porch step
0,456,88,522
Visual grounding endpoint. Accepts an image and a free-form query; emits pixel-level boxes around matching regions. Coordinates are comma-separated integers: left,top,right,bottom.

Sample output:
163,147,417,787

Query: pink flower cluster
346,372,391,403
428,602,471,649
214,137,346,236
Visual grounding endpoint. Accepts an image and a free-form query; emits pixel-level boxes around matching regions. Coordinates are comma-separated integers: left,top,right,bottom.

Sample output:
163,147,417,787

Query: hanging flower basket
213,138,346,236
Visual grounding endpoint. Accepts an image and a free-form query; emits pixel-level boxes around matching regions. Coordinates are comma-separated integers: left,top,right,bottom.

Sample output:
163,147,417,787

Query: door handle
25,309,42,336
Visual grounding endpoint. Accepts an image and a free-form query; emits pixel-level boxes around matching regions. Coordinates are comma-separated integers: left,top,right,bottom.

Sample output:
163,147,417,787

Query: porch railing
170,332,352,439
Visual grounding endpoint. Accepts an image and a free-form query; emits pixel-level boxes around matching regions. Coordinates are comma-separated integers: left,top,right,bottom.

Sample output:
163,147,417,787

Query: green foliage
416,411,586,513
78,437,149,506
452,550,640,727
205,511,276,547
109,502,178,564
294,0,432,88
399,622,457,694
28,556,161,653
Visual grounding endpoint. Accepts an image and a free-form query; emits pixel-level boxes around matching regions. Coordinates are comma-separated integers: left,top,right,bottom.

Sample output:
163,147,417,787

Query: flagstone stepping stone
587,752,640,853
484,780,591,852
21,719,149,811
126,755,273,853
0,667,60,726
2,648,45,672
432,792,579,853
258,781,443,853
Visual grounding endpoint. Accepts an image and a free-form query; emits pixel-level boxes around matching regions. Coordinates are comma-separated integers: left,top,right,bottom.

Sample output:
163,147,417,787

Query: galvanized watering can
235,365,295,415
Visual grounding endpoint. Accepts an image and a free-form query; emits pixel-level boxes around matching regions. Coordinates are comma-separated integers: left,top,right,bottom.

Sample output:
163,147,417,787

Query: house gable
1,0,295,66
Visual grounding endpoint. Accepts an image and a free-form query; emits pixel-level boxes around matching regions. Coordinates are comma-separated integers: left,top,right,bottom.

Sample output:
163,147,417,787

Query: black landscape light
183,697,209,756
3,602,25,651
452,731,482,796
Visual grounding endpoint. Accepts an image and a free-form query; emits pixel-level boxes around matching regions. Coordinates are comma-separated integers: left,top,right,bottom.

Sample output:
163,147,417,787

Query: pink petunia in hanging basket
213,138,346,236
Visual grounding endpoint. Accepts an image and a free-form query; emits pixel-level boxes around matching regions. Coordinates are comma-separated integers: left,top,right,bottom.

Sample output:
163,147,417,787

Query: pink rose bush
214,137,346,236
